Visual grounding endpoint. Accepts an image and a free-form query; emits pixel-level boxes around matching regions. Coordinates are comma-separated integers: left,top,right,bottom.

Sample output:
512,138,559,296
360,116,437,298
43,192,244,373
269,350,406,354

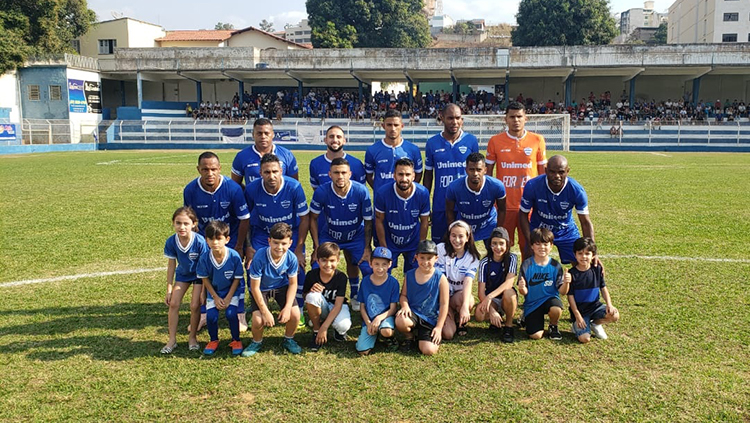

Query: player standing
231,117,299,188
365,109,423,196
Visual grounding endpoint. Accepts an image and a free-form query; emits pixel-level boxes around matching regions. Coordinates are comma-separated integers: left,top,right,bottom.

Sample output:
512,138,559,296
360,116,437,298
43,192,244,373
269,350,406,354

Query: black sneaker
400,338,415,353
333,331,349,342
384,337,399,352
501,326,515,343
488,324,502,333
309,332,321,352
548,325,562,340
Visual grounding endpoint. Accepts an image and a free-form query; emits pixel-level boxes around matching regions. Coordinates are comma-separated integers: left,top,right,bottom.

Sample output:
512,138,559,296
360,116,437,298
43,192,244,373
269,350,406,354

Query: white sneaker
350,299,360,312
591,323,608,339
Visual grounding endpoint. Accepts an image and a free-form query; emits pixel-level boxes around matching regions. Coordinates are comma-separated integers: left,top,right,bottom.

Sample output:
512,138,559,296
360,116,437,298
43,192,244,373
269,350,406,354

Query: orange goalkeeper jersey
486,130,547,210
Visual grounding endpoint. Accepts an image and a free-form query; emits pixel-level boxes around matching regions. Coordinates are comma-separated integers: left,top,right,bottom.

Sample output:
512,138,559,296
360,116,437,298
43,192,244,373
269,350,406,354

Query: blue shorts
320,237,373,276
570,303,607,337
431,211,448,243
355,316,396,352
390,250,416,274
554,239,577,264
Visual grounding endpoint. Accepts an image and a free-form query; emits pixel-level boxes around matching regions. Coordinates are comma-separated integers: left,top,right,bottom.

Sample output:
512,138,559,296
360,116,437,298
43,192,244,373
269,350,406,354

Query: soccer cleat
241,341,263,357
203,340,220,355
384,337,399,352
282,338,302,354
548,325,562,340
333,331,349,342
350,299,361,312
298,314,306,330
229,340,244,355
399,338,415,353
501,326,515,343
591,323,608,339
308,333,322,352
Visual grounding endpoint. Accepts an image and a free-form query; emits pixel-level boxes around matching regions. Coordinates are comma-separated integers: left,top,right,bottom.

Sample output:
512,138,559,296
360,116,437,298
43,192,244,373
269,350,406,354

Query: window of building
28,85,40,101
49,85,62,101
71,39,81,54
98,39,117,54
723,13,739,21
722,33,737,42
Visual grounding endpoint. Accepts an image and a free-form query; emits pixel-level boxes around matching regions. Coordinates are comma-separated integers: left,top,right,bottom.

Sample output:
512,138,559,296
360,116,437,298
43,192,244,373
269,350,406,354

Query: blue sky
88,0,672,30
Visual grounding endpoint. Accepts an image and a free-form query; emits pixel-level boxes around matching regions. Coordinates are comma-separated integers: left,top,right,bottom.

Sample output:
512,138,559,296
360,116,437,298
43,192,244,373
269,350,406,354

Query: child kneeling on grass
304,242,352,352
396,240,450,356
197,221,244,356
355,247,400,355
517,228,571,340
243,222,302,356
568,237,619,343
475,227,518,343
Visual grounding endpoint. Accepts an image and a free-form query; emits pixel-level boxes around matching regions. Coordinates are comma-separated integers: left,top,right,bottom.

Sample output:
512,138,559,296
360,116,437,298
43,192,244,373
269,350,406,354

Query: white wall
0,71,21,122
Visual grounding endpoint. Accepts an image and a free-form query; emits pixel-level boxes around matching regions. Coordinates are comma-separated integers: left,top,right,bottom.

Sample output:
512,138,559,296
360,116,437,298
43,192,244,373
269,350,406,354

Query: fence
19,119,106,144
571,119,750,147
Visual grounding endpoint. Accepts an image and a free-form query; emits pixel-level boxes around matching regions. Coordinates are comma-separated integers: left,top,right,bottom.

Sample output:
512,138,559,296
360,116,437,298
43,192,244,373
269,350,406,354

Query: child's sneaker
350,299,361,312
297,314,306,330
309,332,322,352
241,341,263,357
399,338,415,353
203,340,220,355
501,326,515,343
333,331,349,342
282,338,302,354
229,340,244,355
384,337,399,352
591,323,608,339
548,325,562,340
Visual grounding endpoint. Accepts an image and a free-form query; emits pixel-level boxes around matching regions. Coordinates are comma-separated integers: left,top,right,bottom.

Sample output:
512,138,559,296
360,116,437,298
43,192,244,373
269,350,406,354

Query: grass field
1,150,749,422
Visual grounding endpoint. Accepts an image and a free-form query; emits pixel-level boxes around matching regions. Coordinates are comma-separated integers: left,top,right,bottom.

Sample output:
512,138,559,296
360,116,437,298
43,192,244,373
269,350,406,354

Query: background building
617,1,667,43
74,18,166,58
284,19,312,45
668,0,750,43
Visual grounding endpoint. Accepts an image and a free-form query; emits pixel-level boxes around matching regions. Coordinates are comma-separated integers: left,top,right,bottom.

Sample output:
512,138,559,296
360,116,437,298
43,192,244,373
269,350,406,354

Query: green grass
1,150,749,422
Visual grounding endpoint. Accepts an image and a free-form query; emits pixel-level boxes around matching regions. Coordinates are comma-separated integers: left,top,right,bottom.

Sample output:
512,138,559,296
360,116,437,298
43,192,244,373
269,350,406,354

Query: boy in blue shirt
517,228,571,340
196,221,244,356
356,247,401,355
568,237,619,343
242,222,302,356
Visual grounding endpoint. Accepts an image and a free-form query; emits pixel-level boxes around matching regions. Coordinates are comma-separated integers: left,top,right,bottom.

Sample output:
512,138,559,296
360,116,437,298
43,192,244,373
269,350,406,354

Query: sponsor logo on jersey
436,162,463,169
501,149,511,152
490,271,497,276
378,159,389,164
196,205,208,209
435,148,446,153
281,200,291,209
500,162,532,169
348,203,358,212
257,203,267,207
523,147,533,156
458,146,468,154
224,271,234,279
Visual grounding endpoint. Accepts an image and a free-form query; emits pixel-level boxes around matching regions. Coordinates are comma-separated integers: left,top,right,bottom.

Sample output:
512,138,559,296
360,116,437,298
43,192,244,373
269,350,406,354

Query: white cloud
443,0,521,24
268,10,308,28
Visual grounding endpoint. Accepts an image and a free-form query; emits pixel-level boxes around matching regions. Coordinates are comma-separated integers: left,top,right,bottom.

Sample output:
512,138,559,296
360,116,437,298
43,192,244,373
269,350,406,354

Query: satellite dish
111,11,124,19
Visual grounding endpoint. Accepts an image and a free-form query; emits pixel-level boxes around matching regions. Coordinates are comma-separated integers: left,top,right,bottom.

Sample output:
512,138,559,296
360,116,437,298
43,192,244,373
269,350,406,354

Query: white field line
600,254,750,264
96,153,195,165
650,152,671,157
0,268,162,288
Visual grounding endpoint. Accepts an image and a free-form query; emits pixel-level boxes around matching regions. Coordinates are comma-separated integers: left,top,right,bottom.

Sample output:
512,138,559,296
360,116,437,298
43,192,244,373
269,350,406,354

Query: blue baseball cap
372,246,393,260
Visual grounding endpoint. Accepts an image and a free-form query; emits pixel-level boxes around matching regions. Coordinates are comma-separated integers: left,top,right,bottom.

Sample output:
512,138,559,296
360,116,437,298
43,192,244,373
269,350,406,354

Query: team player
445,153,507,248
374,158,430,273
356,247,401,355
196,221,244,356
231,117,299,187
475,227,518,343
423,103,479,242
161,206,208,354
519,155,596,265
486,101,547,258
365,109,423,196
309,125,367,189
435,220,481,339
309,157,374,310
242,222,303,356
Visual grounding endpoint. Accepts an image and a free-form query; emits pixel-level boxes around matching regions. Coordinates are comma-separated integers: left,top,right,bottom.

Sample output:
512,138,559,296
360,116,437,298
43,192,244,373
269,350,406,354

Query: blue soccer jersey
519,175,589,243
445,176,507,241
244,176,309,249
163,232,208,282
519,257,564,316
231,145,299,186
374,182,430,253
310,181,373,243
183,175,250,249
196,248,245,298
364,139,424,194
405,268,444,327
424,131,479,212
357,274,400,320
247,247,298,291
309,153,367,189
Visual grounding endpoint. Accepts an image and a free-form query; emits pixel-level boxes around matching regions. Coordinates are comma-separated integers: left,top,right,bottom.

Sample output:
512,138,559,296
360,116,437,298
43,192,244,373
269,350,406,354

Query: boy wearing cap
395,240,450,356
356,247,401,355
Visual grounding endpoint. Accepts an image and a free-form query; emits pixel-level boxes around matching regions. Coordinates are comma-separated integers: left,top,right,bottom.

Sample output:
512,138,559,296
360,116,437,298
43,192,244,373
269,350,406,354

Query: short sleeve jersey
310,181,373,243
244,176,308,246
247,247,298,291
519,257,564,316
231,144,299,186
435,243,479,294
445,176,507,241
568,264,606,316
357,274,400,320
196,248,244,298
477,253,519,295
364,139,424,194
374,182,431,253
164,232,208,282
519,175,589,243
183,175,250,249
486,130,547,211
309,153,367,189
405,268,444,327
424,131,479,212
303,268,348,304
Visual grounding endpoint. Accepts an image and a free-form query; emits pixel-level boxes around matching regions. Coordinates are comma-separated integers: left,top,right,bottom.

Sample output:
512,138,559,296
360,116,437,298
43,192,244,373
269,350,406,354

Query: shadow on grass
0,335,165,361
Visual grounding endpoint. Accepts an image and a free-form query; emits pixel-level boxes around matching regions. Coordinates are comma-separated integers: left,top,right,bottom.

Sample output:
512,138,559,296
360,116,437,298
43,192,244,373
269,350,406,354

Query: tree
214,22,234,30
306,0,431,48
652,22,667,45
259,19,274,32
0,0,96,73
511,0,617,46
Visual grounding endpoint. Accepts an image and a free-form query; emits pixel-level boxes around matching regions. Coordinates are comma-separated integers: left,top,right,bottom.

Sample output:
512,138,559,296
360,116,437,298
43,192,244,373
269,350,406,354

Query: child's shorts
524,297,563,334
570,303,607,337
412,314,437,343
248,285,297,313
356,316,396,352
176,279,202,285
490,287,518,313
206,292,240,310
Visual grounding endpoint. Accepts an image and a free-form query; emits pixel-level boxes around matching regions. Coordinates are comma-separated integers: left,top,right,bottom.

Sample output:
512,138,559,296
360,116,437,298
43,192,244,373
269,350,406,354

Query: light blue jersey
196,248,244,298
183,175,250,249
357,274,400,320
424,131,479,212
309,153,367,189
364,139,423,194
445,176,506,241
244,176,308,249
519,257,564,316
231,145,299,186
374,182,430,253
163,232,208,282
247,247,298,291
519,175,589,243
310,181,373,243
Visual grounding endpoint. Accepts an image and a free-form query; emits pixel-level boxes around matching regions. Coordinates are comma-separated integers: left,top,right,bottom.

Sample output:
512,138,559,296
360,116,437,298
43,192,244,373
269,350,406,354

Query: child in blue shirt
356,247,400,355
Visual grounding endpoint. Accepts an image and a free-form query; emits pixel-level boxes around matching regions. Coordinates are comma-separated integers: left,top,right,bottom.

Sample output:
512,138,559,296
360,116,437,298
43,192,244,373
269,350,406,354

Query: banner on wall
68,79,102,114
0,124,17,141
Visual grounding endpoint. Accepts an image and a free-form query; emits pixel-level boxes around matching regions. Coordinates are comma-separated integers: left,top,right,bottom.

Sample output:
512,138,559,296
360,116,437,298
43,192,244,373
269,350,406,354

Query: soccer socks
206,305,240,341
226,305,240,341
348,277,360,299
296,269,306,308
